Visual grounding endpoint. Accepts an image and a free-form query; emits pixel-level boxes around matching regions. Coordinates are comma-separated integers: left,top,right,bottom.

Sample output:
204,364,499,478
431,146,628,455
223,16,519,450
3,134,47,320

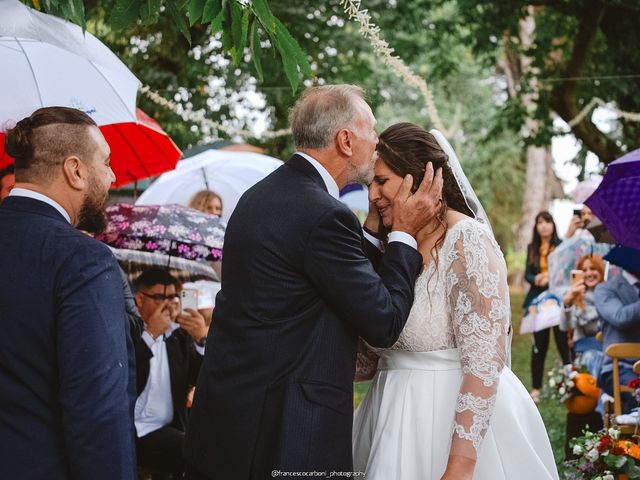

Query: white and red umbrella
0,0,180,186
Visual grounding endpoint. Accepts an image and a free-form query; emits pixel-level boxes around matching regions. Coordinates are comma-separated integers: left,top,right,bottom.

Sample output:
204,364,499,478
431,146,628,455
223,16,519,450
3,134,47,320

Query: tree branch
550,0,622,164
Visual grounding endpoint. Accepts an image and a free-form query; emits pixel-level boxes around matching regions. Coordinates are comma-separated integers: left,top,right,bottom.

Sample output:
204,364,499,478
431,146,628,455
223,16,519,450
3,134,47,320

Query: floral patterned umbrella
97,203,225,262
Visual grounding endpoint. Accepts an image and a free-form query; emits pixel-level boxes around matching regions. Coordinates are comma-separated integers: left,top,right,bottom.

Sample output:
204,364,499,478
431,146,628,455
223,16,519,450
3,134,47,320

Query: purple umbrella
585,148,640,250
96,203,225,262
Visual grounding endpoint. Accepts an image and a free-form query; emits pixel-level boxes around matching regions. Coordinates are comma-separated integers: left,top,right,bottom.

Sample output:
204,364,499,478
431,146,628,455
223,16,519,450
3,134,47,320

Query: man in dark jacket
133,268,207,477
185,85,443,479
0,107,136,479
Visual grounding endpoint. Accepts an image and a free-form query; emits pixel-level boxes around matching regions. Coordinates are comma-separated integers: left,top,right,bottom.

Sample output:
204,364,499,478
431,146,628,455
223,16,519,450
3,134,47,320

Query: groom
185,84,443,479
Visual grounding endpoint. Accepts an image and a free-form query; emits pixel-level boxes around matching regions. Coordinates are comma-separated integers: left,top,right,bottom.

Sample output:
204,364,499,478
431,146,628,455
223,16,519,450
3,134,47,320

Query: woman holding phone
524,211,571,402
560,255,605,377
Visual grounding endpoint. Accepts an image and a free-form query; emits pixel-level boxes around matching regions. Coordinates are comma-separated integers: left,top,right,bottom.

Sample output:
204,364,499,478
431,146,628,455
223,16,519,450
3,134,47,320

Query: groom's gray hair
288,84,366,150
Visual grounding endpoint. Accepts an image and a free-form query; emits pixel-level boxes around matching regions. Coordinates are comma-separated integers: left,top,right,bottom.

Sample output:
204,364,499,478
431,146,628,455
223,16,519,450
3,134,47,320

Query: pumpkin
565,395,599,414
616,440,640,460
574,373,602,399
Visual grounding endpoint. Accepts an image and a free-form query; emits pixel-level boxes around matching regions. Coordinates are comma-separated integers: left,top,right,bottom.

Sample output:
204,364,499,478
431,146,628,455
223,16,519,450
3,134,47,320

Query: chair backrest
605,343,640,417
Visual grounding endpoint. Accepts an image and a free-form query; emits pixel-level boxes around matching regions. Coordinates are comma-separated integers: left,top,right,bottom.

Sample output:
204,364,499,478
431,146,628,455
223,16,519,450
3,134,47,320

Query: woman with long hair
353,123,557,480
560,254,605,377
524,212,570,402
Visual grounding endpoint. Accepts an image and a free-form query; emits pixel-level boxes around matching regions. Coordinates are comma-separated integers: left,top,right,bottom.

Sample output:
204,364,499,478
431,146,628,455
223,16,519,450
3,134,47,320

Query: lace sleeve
355,337,379,382
447,222,511,461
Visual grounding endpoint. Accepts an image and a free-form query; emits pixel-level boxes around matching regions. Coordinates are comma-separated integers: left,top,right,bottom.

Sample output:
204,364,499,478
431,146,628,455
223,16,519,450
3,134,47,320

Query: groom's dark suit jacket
185,154,422,479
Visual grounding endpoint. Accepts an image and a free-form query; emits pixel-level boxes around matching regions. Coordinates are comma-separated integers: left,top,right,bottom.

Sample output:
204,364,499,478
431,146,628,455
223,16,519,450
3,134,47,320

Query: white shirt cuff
362,229,384,252
388,231,418,250
195,344,205,356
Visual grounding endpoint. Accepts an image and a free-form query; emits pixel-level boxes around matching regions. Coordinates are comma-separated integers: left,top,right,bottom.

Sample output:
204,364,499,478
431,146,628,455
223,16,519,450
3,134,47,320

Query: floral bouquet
564,428,640,479
544,364,601,414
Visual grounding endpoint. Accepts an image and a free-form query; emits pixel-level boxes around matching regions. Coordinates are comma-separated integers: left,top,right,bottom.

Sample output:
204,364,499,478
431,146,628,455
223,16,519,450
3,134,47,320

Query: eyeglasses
139,291,180,302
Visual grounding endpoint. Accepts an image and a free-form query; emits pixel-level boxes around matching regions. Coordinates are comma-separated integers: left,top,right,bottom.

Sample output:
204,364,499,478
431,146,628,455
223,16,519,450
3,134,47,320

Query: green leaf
250,19,263,82
109,0,141,29
201,0,221,23
272,17,311,76
166,0,191,44
271,33,299,93
70,0,86,29
139,0,161,25
187,0,206,25
210,8,225,32
229,1,244,65
251,0,276,33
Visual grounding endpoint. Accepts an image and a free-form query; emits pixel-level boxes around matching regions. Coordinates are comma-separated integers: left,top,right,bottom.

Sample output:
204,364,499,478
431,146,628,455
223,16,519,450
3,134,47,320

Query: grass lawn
353,290,568,469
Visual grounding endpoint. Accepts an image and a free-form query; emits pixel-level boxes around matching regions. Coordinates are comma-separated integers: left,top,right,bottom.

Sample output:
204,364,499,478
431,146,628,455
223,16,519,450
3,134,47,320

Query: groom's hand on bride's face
391,162,443,238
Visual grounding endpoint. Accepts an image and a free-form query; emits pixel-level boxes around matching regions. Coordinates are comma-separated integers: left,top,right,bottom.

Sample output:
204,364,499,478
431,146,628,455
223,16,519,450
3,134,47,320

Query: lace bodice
381,218,511,461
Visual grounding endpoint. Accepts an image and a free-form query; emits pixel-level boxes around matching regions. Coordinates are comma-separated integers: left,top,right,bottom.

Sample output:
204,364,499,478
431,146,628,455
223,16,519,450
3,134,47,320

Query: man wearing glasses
133,268,208,478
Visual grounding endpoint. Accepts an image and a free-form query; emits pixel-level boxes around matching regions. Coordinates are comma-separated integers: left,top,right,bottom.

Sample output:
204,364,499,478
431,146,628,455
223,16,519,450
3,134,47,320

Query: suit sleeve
56,244,135,480
595,282,640,331
303,206,422,347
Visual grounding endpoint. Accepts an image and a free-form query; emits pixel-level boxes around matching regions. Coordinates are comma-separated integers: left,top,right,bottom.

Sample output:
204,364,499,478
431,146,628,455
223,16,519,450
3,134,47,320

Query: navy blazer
0,196,136,480
185,155,422,479
595,274,640,373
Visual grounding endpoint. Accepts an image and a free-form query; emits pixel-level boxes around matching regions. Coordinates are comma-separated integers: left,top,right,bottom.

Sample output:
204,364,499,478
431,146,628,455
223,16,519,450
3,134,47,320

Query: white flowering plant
563,428,640,479
543,364,581,402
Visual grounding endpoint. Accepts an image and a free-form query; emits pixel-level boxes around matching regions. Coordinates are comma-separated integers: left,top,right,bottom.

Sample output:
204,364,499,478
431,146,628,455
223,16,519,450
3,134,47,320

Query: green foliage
27,0,311,92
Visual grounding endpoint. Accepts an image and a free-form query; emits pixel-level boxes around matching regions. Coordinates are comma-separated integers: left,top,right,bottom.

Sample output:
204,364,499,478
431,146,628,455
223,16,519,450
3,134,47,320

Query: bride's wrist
441,454,475,480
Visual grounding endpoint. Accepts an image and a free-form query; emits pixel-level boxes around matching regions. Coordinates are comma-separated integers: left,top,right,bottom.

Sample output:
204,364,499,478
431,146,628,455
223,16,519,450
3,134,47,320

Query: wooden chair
603,343,640,434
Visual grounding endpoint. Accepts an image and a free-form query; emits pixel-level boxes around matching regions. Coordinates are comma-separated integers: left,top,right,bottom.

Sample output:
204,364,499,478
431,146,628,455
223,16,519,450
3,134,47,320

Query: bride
353,123,558,480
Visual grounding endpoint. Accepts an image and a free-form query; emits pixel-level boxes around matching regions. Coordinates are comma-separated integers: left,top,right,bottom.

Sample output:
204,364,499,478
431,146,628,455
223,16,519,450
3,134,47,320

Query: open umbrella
96,203,225,262
0,109,181,186
570,176,602,204
547,234,612,296
136,150,283,221
585,148,640,250
110,247,220,284
0,0,180,185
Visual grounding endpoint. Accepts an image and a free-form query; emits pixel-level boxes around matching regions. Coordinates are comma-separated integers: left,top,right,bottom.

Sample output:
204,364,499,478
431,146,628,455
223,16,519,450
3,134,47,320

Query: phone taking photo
180,289,198,314
570,269,584,285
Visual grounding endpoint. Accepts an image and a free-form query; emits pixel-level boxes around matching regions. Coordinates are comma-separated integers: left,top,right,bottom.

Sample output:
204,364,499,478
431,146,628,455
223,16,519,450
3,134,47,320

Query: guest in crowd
595,246,640,414
188,190,223,216
565,205,594,239
0,107,136,479
525,211,571,402
133,268,208,478
0,164,15,201
560,254,605,377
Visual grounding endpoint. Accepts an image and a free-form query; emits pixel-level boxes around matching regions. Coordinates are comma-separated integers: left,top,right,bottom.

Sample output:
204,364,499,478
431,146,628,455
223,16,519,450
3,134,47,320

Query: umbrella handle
167,240,174,270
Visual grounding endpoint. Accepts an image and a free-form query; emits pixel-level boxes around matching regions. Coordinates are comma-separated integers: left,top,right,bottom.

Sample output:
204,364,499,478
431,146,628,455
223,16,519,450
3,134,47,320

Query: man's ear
335,128,354,156
134,291,143,309
61,156,87,191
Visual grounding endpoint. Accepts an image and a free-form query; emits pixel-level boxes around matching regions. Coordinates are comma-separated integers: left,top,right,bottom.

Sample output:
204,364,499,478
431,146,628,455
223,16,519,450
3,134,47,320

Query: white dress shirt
134,323,204,437
9,187,71,224
295,152,417,251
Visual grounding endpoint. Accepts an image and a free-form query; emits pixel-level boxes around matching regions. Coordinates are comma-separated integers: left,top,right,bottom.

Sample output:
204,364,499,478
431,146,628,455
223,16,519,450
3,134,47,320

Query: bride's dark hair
376,122,473,259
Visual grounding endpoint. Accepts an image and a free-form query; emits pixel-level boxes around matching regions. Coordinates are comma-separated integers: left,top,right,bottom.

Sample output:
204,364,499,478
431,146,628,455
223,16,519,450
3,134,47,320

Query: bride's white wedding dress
353,218,559,479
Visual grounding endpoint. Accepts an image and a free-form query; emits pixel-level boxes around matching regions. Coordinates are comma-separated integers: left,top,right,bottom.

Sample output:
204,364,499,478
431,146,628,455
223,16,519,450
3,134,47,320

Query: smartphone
570,269,584,285
180,288,198,314
573,208,582,217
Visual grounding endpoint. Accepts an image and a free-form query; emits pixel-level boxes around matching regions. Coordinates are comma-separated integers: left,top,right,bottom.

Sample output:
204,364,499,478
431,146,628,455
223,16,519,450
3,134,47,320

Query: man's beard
77,177,108,234
347,156,375,186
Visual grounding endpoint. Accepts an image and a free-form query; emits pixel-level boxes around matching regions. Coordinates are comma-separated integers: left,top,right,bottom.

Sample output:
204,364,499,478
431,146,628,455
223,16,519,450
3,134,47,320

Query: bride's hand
439,454,475,480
